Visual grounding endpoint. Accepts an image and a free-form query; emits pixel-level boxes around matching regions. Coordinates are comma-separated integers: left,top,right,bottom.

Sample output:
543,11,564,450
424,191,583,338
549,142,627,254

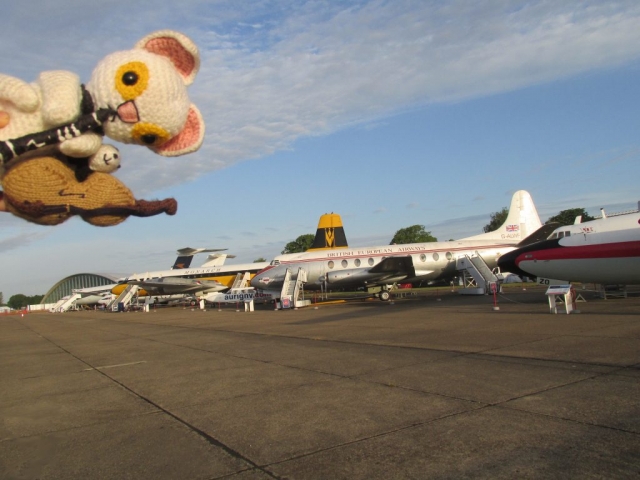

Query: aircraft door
316,261,328,297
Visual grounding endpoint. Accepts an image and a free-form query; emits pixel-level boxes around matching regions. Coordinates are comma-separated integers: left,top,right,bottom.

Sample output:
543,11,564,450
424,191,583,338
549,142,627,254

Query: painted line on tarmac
83,361,147,371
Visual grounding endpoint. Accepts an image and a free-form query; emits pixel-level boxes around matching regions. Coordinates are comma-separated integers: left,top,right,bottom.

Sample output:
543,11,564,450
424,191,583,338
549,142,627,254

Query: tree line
482,207,594,233
1,293,44,310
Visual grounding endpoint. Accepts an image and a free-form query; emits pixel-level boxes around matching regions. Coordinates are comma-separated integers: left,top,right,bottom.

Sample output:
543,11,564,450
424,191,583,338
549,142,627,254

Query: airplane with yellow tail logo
252,191,553,301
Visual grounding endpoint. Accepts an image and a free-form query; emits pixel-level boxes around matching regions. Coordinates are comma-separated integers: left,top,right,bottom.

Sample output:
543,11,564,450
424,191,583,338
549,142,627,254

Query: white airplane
251,190,550,300
111,213,349,299
201,287,263,304
497,207,640,285
74,290,114,307
197,287,278,312
112,248,268,298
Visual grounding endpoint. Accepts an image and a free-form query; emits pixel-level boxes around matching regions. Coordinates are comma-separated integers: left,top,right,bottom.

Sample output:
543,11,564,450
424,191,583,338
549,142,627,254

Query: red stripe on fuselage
278,243,515,265
516,240,640,263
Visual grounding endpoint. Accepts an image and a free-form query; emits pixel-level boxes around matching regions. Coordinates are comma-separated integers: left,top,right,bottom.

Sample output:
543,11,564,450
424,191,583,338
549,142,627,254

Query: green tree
546,208,595,226
28,295,44,305
281,234,315,254
483,207,508,233
390,225,437,244
253,257,267,263
7,294,28,310
0,291,3,305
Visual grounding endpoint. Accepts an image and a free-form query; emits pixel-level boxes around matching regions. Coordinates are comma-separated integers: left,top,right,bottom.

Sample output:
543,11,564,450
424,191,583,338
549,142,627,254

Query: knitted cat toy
0,30,205,226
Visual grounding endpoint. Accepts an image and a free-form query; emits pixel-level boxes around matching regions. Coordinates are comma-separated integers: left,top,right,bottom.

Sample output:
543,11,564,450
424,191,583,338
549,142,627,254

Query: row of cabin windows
327,252,453,269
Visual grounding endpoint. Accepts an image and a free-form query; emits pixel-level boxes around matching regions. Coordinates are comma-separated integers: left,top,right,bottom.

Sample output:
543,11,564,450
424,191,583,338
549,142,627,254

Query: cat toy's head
87,30,205,157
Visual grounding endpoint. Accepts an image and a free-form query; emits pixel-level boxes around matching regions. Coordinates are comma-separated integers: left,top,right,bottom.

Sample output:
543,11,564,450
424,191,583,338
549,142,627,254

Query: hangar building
41,273,121,305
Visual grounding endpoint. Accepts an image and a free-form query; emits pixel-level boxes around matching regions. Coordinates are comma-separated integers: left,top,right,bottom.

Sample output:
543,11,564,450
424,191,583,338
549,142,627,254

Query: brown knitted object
2,156,177,226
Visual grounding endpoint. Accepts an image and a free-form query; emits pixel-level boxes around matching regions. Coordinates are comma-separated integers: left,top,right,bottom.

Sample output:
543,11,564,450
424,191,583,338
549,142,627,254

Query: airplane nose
497,250,526,278
498,238,561,279
251,265,285,288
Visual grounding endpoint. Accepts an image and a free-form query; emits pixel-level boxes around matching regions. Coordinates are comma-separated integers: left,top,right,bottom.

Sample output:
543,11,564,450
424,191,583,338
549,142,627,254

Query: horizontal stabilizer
200,254,236,267
172,248,228,269
176,248,227,256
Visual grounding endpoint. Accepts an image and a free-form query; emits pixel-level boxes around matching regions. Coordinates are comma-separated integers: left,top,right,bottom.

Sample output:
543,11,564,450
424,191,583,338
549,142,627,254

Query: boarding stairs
279,268,310,308
231,271,252,289
49,293,82,312
107,284,139,311
456,252,502,295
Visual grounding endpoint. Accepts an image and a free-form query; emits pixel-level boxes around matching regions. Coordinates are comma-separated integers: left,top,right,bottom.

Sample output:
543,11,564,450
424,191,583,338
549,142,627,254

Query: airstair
279,268,310,308
231,271,252,289
49,293,82,312
456,252,502,295
107,284,139,311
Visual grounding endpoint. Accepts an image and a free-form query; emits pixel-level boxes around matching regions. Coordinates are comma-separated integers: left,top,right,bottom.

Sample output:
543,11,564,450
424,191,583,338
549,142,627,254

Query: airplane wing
127,278,227,295
366,256,427,283
327,255,436,287
72,284,118,296
368,256,415,275
369,255,436,282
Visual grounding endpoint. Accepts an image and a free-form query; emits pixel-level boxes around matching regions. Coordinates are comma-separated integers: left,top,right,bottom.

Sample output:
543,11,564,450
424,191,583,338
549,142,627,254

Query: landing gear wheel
379,291,391,301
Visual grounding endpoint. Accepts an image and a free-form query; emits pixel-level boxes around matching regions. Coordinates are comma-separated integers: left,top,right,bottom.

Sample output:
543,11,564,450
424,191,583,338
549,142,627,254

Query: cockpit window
271,260,280,266
549,230,572,240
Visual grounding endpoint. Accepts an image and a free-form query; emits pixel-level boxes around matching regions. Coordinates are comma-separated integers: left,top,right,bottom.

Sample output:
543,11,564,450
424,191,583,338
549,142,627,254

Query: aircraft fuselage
252,240,516,292
113,262,268,296
498,213,640,284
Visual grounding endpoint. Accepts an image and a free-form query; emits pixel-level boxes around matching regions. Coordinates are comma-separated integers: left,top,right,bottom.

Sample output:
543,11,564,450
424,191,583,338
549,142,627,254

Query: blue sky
1,0,640,299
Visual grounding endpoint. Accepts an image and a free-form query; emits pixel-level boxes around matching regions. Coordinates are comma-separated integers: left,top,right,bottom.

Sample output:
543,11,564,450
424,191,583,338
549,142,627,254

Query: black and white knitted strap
0,106,116,166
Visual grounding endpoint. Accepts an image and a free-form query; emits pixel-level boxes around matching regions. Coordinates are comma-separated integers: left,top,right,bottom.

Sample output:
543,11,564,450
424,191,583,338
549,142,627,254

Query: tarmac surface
1,286,639,479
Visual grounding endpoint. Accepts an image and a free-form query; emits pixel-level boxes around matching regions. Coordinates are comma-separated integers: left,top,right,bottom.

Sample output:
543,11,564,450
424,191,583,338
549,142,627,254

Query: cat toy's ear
152,104,205,157
135,30,200,85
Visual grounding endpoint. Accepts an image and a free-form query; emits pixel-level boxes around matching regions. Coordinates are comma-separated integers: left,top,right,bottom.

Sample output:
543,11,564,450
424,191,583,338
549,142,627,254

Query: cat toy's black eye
122,71,138,86
115,61,149,100
141,134,157,145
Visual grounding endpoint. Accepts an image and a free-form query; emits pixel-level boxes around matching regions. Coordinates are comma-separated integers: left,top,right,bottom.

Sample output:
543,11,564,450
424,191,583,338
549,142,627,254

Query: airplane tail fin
172,254,194,269
463,190,542,243
307,213,349,250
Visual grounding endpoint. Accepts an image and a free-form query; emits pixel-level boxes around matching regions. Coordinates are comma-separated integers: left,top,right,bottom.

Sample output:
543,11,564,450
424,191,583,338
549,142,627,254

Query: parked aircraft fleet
51,191,640,311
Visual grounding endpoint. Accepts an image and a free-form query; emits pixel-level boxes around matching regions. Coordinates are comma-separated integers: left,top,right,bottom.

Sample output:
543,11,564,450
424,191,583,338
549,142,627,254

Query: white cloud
0,228,49,253
167,0,640,193
3,1,639,195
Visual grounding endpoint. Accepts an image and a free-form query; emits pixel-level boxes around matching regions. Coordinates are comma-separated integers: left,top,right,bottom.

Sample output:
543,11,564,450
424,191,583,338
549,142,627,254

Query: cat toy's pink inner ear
144,37,197,84
154,106,204,156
